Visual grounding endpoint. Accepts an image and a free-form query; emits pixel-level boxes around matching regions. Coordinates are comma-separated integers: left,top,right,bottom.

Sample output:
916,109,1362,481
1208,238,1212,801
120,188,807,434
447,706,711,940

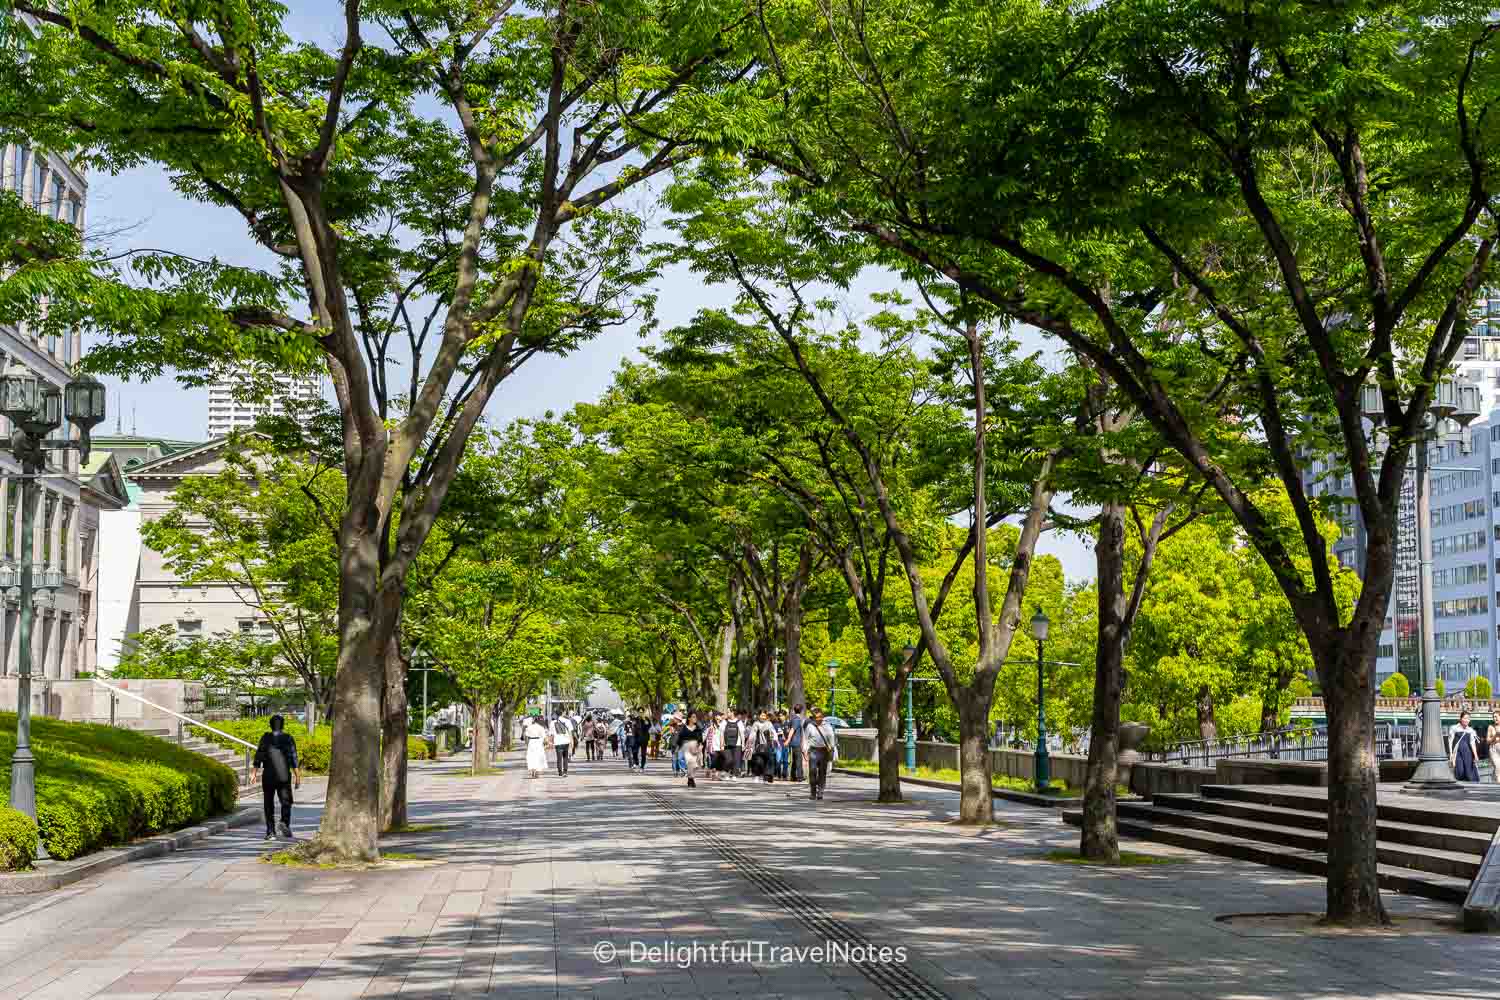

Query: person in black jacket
630,714,651,770
253,715,302,840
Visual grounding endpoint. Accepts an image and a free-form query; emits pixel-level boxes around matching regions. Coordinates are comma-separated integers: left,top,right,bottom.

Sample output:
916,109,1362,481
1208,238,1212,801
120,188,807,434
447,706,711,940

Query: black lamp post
3,365,105,860
1031,607,1050,792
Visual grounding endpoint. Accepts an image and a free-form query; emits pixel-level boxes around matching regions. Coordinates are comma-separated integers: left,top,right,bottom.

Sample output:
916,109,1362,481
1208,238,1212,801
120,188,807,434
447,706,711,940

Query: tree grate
646,789,952,1000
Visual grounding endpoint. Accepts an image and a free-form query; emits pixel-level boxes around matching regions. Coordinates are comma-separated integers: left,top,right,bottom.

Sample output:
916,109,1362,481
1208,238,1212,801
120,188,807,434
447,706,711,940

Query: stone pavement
0,750,1495,999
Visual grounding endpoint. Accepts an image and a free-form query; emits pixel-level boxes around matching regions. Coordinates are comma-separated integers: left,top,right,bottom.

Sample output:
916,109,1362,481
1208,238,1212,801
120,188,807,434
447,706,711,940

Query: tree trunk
955,694,994,824
1081,501,1127,860
1196,685,1217,742
380,630,408,832
472,702,491,773
500,706,514,751
783,590,807,712
311,517,387,863
875,672,903,802
715,620,734,713
1321,647,1388,925
756,637,774,710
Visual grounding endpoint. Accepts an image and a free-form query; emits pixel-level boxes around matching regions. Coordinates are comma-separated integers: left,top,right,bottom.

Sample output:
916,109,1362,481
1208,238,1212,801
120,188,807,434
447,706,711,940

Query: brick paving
0,751,1495,998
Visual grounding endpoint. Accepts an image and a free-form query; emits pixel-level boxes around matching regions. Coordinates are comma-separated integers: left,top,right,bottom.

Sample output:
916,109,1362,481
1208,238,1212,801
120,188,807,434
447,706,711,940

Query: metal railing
1146,722,1403,767
94,678,257,785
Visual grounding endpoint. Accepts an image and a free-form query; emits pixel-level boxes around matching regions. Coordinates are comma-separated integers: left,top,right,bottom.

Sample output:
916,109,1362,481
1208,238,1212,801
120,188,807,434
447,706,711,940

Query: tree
116,626,287,714
6,0,757,862
139,435,340,725
1380,673,1411,699
740,0,1499,924
1466,676,1492,700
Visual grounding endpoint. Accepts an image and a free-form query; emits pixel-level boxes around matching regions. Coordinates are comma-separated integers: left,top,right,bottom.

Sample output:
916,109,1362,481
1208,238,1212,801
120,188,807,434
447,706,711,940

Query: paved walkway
0,751,1493,999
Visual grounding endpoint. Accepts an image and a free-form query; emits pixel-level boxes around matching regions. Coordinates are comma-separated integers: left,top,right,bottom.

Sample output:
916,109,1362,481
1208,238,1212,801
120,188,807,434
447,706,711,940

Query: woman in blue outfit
1450,710,1481,782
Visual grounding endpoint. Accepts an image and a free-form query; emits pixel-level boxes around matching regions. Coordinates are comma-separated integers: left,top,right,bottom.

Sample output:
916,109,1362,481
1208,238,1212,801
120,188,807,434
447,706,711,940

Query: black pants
723,745,742,775
632,742,647,768
556,745,571,776
809,749,831,798
262,780,292,833
788,746,804,781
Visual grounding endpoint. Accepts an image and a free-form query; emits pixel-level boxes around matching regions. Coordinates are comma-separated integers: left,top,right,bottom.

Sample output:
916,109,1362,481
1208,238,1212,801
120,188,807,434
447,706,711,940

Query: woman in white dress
523,715,548,778
1487,722,1500,783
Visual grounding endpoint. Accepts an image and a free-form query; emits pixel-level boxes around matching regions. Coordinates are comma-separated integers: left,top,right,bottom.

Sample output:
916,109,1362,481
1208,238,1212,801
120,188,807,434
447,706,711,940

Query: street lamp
1365,376,1480,793
3,364,105,859
1031,607,1050,793
903,643,917,770
827,661,839,718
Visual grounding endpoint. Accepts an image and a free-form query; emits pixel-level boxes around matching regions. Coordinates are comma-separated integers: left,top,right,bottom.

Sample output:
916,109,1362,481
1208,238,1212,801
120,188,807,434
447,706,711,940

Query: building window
2,481,15,559
1433,563,1488,588
175,619,202,643
40,494,54,567
1435,628,1489,650
1377,644,1394,659
15,147,28,199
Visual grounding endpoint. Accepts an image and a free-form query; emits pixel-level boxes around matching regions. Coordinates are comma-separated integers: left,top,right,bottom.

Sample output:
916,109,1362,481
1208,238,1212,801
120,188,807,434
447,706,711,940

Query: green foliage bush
0,806,38,870
1466,675,1493,700
0,714,238,864
1380,672,1411,698
191,717,426,775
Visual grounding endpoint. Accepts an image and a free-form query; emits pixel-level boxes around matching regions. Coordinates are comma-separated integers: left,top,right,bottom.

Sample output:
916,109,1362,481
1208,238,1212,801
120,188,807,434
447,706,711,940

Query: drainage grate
646,789,952,1000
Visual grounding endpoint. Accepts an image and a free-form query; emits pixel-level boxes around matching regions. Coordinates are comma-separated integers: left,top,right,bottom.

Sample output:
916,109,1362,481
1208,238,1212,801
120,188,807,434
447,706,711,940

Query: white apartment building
206,369,323,438
0,142,128,680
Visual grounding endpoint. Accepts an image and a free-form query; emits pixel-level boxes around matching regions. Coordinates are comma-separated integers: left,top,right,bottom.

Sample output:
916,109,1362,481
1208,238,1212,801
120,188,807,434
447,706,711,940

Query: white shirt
552,719,574,746
524,721,546,741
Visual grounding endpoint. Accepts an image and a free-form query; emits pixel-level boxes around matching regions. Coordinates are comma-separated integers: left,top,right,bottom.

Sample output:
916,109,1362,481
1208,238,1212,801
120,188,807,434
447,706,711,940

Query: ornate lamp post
1365,377,1480,794
3,366,105,858
1031,607,1050,792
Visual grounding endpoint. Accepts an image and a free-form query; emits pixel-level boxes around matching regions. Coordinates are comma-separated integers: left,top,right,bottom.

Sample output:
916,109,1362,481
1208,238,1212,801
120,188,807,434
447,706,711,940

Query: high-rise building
0,142,128,682
205,368,323,438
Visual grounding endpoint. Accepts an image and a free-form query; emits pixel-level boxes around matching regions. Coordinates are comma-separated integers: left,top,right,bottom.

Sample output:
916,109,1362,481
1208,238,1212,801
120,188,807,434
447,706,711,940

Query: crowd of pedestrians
517,703,841,800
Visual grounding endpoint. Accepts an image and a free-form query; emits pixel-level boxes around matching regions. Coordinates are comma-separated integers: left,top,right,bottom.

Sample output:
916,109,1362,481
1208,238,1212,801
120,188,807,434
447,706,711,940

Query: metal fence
1146,722,1406,766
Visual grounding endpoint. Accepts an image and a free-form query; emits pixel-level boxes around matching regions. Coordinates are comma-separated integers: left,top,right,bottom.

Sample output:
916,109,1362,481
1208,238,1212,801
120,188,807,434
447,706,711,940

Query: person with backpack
253,715,301,840
803,706,838,801
721,709,744,781
551,713,575,777
786,704,806,782
750,710,778,784
630,713,651,770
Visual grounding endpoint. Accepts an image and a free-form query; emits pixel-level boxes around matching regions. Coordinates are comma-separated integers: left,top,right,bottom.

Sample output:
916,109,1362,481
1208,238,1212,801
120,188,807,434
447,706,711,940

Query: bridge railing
1145,722,1403,767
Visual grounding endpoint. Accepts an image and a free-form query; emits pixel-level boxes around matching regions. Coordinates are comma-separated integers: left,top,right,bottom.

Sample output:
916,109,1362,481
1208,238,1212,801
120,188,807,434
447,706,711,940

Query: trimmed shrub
1380,672,1411,699
192,717,427,775
0,714,238,863
1466,676,1493,700
0,806,37,871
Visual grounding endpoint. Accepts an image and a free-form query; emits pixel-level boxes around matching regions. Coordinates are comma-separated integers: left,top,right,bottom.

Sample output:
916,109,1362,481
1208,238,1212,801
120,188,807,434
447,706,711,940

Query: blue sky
82,116,1097,586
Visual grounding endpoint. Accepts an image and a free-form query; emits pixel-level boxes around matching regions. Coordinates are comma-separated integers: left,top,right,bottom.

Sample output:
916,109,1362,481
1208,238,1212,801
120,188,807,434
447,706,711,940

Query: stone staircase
1062,784,1497,903
139,726,254,788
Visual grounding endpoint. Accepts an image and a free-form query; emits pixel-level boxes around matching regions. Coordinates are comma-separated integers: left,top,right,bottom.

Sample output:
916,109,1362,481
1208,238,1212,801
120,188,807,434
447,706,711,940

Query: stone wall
0,677,205,731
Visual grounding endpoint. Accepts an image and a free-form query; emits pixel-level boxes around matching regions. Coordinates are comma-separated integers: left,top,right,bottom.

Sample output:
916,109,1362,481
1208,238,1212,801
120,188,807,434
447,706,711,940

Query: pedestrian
1451,710,1481,782
524,713,548,778
609,719,621,758
551,713,575,777
668,720,685,775
703,710,721,780
803,706,838,801
678,712,705,788
252,714,301,841
751,709,778,784
787,703,805,782
631,713,651,770
721,708,744,781
775,710,791,779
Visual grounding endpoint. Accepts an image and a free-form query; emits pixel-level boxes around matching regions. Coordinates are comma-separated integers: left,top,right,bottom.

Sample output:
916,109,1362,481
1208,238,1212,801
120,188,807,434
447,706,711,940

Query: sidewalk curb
0,805,261,896
832,766,1140,809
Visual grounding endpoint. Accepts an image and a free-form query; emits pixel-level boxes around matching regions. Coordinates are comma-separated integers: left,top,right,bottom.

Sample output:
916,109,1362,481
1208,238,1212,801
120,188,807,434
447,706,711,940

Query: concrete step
1111,800,1480,881
1061,809,1471,904
1153,793,1495,856
1201,783,1500,835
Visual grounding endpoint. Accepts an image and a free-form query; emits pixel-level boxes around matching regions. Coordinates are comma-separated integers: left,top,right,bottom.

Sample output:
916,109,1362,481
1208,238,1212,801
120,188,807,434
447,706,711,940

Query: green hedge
0,713,238,865
191,717,426,775
0,807,37,870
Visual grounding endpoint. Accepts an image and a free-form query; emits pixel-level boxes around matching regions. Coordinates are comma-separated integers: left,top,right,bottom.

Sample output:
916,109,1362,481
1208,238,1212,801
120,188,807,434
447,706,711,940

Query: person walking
609,718,621,758
252,715,301,840
751,710,778,784
803,706,838,801
551,713,575,777
1451,709,1481,782
678,712,706,788
703,710,722,781
721,709,744,781
631,713,651,770
786,703,806,782
524,713,549,778
775,710,791,779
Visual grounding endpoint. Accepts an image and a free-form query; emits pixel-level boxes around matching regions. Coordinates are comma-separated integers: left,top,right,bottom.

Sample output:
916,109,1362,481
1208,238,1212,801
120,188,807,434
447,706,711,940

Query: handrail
92,678,256,750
